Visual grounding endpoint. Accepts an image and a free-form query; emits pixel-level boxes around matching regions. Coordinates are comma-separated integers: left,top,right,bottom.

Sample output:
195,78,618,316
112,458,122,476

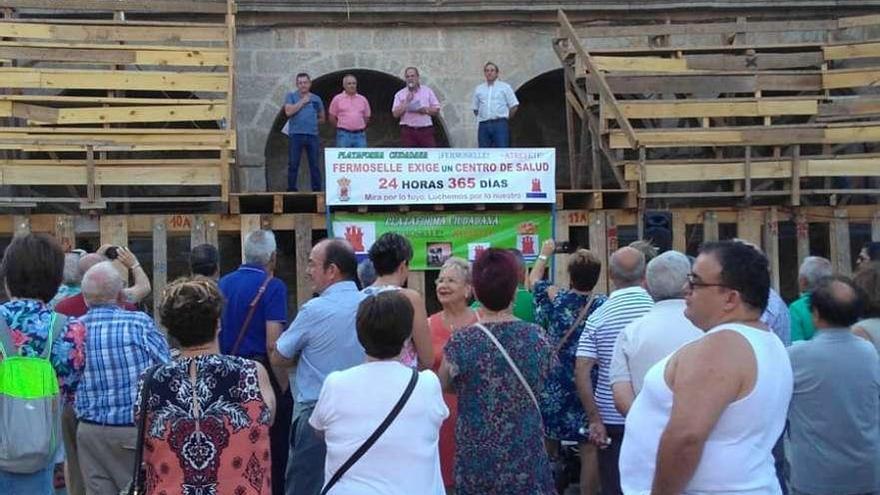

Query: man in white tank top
619,241,793,495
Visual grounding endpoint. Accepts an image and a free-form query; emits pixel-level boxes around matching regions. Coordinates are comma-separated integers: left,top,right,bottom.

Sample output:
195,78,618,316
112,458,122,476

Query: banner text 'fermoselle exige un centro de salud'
324,148,556,206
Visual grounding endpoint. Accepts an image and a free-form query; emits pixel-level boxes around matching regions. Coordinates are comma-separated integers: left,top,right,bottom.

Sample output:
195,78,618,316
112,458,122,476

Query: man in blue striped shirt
576,246,654,494
75,261,170,495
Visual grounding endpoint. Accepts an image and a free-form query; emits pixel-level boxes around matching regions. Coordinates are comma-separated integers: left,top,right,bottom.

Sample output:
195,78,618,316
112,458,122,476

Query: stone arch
509,69,576,188
263,68,451,192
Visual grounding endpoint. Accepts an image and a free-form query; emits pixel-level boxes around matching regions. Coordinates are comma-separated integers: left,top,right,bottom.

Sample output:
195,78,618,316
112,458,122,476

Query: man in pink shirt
328,74,371,148
392,66,441,147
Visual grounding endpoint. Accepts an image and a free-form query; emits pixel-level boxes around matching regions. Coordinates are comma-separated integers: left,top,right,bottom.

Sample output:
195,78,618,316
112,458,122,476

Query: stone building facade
233,1,879,192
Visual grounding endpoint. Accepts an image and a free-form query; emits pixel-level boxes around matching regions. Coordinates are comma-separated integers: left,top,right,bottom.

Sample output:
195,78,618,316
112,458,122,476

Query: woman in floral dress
137,277,276,495
439,249,555,495
529,240,607,495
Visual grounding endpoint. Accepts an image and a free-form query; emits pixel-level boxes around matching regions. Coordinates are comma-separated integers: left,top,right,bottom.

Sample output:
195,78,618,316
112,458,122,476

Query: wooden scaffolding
555,10,880,215
0,0,235,210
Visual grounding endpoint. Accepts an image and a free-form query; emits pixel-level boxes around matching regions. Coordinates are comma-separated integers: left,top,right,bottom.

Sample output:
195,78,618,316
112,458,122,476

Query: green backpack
0,312,65,473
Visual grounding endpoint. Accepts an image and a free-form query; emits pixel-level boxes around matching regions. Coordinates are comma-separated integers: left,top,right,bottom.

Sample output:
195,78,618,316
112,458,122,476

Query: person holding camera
55,244,151,318
529,239,607,495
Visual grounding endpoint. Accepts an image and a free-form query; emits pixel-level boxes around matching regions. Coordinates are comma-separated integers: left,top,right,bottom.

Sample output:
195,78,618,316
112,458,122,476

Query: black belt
338,128,365,133
79,418,135,427
480,118,508,124
401,125,433,129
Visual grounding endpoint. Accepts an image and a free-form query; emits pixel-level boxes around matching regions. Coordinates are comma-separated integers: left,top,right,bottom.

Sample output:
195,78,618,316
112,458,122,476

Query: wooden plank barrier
0,207,872,328
0,0,234,208
557,10,880,208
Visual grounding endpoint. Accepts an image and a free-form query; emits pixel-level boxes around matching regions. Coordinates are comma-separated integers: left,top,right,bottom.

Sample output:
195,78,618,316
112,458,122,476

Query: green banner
331,211,553,271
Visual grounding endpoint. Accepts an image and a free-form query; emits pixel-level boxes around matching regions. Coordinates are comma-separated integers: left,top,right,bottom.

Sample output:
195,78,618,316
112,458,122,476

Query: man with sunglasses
620,240,793,495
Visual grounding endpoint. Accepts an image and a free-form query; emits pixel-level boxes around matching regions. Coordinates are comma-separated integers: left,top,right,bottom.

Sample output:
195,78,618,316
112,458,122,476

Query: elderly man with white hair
789,256,833,342
218,229,290,495
74,261,170,494
609,251,703,416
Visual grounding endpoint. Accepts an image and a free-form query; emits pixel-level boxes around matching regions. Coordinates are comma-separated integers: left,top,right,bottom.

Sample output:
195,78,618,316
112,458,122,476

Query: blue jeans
288,133,321,192
0,464,54,494
478,118,510,147
335,129,367,148
285,401,324,495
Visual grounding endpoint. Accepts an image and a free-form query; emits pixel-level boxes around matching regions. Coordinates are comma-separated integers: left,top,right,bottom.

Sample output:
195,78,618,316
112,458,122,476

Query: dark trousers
478,118,510,147
288,133,321,191
400,125,436,147
598,424,625,495
248,355,293,495
285,402,325,495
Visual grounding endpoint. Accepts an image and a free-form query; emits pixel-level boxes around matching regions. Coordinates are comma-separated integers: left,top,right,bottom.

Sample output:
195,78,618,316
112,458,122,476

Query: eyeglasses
686,273,730,290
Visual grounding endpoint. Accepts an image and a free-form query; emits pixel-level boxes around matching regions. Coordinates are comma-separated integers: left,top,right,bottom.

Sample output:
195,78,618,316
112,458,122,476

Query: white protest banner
324,148,556,206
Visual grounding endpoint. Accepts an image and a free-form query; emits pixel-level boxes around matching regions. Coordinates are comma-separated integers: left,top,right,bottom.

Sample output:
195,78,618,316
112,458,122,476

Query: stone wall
234,25,562,191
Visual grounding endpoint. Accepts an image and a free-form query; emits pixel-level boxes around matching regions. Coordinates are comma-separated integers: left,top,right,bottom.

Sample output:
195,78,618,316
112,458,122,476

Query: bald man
576,246,654,494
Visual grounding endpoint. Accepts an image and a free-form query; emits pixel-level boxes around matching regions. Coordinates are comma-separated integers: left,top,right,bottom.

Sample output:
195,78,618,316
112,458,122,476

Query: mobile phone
554,241,575,254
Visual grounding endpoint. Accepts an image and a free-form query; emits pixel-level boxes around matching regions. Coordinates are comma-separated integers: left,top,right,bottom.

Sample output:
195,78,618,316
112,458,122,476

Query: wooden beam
703,211,719,242
830,209,852,277
3,102,58,123
672,210,686,253
822,68,880,90
0,45,228,67
152,216,167,326
617,97,818,119
0,21,227,43
0,164,222,186
407,271,426,299
99,215,127,248
54,215,75,252
589,211,608,294
558,9,638,149
744,146,752,204
764,207,780,292
294,213,312,309
824,41,880,60
190,214,207,247
795,210,810,268
1,67,228,92
554,209,571,289
585,55,688,73
586,72,822,95
45,104,227,125
791,144,801,207
205,215,219,248
0,94,226,106
737,209,762,247
609,123,880,149
873,210,880,242
13,215,30,237
0,0,226,14
624,155,880,183
239,215,261,264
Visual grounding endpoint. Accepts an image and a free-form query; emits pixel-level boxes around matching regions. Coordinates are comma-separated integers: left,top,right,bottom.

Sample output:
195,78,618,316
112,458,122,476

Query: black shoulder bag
320,368,419,495
126,364,161,495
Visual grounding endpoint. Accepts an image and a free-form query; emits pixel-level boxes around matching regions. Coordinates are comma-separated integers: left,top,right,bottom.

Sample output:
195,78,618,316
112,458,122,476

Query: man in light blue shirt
272,238,365,495
472,61,519,148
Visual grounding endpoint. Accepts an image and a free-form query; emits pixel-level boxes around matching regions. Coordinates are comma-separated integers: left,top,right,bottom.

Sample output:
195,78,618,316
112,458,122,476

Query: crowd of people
0,231,878,495
282,63,518,191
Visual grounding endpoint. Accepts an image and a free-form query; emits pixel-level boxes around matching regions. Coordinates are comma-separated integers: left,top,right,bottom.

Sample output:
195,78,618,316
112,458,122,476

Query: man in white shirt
472,62,519,148
619,241,792,495
609,250,702,416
